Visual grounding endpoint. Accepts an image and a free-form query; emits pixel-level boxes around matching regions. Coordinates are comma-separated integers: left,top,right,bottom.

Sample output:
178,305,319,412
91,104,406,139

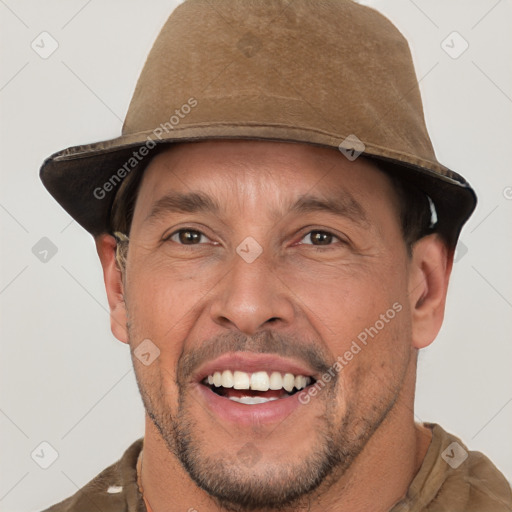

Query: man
39,1,512,511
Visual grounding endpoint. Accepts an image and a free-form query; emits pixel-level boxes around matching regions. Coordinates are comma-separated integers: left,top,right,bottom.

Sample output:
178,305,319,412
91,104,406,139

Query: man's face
122,140,415,509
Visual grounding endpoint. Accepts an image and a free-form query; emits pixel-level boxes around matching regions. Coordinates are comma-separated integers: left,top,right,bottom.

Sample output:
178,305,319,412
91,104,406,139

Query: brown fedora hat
40,0,476,246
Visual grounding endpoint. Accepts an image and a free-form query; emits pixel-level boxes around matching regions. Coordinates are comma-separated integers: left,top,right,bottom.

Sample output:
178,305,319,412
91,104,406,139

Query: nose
209,252,295,335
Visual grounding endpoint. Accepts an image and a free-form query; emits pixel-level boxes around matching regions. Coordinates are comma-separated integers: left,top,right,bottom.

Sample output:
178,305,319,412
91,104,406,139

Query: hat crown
123,0,434,163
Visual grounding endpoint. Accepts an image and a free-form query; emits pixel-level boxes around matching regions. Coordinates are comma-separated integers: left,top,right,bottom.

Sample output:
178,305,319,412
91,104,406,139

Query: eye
299,230,340,246
167,229,211,245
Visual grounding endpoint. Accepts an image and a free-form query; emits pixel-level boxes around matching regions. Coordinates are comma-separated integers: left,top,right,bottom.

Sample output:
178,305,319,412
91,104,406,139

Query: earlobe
408,234,452,349
95,234,129,344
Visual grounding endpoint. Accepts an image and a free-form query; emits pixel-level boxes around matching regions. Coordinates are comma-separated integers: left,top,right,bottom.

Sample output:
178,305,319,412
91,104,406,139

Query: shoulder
41,438,144,512
423,424,512,511
453,447,512,511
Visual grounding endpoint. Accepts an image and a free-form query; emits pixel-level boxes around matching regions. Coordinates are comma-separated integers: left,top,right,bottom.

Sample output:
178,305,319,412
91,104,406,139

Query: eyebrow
290,193,369,226
144,190,369,227
145,191,220,224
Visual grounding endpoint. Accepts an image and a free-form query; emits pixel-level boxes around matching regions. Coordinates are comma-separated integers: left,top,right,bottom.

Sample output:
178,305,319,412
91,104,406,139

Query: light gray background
1,1,511,511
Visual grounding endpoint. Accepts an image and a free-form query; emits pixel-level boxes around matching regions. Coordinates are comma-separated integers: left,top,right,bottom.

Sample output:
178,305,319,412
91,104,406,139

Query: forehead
132,140,397,220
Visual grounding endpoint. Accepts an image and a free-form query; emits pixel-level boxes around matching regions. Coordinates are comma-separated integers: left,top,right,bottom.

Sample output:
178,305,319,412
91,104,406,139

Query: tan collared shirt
42,423,512,512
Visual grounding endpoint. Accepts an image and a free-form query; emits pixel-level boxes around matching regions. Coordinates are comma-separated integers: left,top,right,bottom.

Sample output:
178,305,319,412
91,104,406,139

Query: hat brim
40,124,476,245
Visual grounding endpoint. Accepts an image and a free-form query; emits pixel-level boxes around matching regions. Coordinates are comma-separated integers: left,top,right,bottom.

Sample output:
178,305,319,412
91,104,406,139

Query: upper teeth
206,370,311,391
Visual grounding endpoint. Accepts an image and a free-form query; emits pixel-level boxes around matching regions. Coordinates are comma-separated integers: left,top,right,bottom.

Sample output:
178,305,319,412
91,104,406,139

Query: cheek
328,316,412,437
126,255,218,331
277,255,407,338
124,256,226,382
282,257,411,395
347,304,412,388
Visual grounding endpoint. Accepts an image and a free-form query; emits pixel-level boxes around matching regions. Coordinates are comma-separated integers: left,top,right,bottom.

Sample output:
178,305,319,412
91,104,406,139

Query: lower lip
194,384,307,427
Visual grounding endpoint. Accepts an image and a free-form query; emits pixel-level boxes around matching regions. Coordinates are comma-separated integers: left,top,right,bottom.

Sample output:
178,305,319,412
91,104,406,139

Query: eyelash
300,231,342,246
163,229,215,246
164,228,344,247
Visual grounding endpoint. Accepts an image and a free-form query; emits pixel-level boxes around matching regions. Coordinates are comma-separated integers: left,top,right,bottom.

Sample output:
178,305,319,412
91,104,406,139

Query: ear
408,234,453,349
95,234,129,344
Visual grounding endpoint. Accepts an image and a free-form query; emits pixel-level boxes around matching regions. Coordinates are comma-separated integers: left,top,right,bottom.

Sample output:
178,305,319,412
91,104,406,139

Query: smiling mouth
201,370,315,405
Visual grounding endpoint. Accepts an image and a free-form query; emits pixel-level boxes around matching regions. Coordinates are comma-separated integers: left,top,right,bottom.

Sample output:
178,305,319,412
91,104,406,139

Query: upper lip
194,352,317,384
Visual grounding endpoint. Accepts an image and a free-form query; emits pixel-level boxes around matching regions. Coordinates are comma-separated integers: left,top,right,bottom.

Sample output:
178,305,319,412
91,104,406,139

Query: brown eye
300,230,338,246
169,229,208,244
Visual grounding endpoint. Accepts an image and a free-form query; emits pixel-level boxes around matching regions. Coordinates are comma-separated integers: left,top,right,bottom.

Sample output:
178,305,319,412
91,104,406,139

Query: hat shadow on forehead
40,0,476,246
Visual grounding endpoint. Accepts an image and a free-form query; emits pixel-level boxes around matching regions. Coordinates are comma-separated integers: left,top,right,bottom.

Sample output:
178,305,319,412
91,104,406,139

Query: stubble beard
129,332,404,511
